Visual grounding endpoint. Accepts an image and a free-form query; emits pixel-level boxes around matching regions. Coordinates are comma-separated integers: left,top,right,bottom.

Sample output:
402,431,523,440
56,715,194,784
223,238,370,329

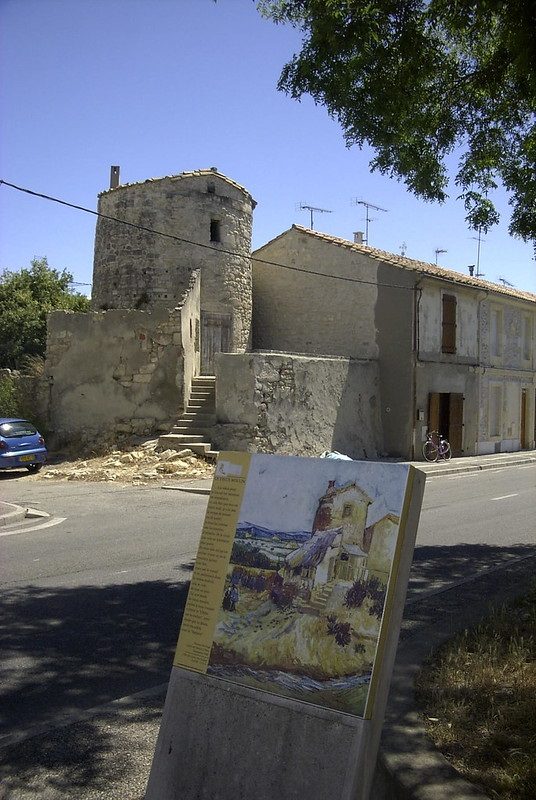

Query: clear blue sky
1,0,534,294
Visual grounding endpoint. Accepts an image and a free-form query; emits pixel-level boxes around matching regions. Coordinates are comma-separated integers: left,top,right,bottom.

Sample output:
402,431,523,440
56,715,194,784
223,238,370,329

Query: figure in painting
222,583,240,612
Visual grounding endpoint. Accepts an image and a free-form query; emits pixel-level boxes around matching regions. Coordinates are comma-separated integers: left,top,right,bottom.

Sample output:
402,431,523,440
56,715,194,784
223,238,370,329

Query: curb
419,453,536,477
0,502,27,527
162,484,211,495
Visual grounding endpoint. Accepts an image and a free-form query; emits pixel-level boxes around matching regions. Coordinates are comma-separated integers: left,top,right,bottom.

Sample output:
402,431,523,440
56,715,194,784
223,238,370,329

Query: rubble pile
41,439,215,484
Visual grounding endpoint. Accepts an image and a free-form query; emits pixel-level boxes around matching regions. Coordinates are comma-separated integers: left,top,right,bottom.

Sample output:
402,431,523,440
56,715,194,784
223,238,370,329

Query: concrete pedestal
146,668,374,800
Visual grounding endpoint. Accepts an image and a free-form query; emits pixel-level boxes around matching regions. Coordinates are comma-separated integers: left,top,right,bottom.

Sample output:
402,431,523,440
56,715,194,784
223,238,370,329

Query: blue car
0,418,48,473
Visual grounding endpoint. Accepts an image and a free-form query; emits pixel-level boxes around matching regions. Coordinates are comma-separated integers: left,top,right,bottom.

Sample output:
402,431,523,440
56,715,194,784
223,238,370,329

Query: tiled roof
99,169,256,205
256,225,536,304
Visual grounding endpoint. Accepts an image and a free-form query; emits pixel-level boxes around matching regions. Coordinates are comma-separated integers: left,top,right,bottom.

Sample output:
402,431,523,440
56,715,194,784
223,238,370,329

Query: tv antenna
470,228,485,276
498,276,514,287
434,248,447,265
299,202,332,230
352,199,388,245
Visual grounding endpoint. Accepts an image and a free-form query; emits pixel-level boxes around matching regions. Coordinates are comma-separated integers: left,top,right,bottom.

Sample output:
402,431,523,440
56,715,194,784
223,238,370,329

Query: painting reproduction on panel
206,454,413,718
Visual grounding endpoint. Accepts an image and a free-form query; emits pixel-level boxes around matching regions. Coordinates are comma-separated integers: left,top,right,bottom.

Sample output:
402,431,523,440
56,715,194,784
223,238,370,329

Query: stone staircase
307,582,335,612
158,376,218,460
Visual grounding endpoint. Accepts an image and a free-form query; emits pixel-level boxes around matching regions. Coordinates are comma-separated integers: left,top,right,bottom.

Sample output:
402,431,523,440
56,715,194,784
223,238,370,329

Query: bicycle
422,430,451,462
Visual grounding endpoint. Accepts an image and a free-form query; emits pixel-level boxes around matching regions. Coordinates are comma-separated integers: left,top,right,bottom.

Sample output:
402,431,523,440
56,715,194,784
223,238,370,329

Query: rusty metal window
442,294,457,354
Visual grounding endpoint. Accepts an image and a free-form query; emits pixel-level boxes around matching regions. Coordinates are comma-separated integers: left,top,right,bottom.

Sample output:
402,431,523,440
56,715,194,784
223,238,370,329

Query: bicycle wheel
422,441,439,462
441,442,452,460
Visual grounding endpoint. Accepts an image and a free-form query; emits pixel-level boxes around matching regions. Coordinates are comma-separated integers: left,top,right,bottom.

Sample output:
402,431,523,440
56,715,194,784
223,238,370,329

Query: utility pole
352,199,388,245
434,248,447,265
299,203,332,230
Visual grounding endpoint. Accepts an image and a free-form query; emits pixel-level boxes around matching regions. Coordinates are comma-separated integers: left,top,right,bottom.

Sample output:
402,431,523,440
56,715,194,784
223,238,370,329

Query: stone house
224,224,535,459
41,168,536,459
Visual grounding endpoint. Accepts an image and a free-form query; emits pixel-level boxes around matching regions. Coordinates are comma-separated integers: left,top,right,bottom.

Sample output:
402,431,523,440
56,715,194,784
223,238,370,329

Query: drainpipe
475,290,489,456
411,276,425,460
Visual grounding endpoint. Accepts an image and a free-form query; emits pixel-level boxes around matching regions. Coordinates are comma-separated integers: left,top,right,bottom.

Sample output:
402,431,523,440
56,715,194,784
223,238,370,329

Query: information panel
175,452,421,719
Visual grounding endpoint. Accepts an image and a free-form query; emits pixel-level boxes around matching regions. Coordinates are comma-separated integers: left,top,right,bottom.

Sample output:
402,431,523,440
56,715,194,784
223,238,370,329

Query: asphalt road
1,463,535,738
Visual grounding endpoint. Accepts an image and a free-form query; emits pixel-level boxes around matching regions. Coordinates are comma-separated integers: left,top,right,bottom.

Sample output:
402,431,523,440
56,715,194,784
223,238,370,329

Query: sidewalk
1,451,535,799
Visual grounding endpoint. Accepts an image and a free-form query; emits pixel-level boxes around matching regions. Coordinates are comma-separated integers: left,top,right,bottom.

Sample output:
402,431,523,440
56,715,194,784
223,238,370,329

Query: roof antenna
352,199,388,245
470,228,485,276
298,202,332,230
434,248,447,265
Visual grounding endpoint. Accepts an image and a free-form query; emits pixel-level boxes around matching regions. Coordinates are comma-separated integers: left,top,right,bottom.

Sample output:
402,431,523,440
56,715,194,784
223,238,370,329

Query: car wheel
27,464,42,473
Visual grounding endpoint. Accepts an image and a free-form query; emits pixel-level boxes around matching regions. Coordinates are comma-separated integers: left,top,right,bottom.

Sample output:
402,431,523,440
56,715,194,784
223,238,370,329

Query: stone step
192,377,215,387
189,391,214,401
187,403,214,412
181,413,216,424
158,434,211,449
171,425,214,435
158,439,218,462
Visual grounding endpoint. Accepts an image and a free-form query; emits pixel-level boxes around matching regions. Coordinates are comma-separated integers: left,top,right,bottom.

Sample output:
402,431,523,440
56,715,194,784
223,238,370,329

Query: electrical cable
0,178,418,292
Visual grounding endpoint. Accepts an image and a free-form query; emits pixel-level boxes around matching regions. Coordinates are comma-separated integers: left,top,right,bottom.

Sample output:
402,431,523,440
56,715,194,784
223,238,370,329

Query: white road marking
0,517,66,537
491,493,519,501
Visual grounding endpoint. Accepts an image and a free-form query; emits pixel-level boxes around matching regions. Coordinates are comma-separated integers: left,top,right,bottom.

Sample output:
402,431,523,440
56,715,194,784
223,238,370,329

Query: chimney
468,264,475,277
353,231,364,245
110,166,120,189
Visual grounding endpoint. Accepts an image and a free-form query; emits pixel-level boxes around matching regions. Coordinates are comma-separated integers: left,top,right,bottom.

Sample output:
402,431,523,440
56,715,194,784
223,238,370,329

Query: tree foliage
259,0,536,240
0,257,90,369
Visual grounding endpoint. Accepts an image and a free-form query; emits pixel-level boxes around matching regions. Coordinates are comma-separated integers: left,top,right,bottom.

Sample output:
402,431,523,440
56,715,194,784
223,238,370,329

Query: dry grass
416,584,536,800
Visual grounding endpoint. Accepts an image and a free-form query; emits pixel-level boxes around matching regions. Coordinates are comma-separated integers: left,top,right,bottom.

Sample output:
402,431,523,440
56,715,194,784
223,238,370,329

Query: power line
0,178,421,293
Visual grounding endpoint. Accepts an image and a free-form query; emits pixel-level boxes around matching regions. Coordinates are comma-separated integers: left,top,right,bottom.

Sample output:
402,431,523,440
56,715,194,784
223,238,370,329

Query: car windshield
0,421,38,438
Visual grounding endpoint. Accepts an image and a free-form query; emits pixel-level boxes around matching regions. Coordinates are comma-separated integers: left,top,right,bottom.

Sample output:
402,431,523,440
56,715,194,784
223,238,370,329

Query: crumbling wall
212,352,382,459
44,274,200,445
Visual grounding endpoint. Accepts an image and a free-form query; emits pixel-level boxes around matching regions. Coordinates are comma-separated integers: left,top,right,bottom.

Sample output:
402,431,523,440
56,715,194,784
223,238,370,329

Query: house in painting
284,480,373,590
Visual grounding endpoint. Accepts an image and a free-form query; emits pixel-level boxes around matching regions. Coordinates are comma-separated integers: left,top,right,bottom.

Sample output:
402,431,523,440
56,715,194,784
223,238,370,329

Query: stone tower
91,168,256,370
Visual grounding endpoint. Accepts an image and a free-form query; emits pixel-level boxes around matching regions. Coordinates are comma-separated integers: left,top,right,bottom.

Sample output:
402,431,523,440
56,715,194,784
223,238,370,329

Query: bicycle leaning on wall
422,430,452,462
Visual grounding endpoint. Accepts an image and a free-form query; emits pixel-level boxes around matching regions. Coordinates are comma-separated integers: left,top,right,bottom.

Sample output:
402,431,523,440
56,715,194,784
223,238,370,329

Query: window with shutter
442,294,457,354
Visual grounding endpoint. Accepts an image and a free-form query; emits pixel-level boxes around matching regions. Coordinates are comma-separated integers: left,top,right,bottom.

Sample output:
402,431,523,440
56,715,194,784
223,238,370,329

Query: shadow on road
408,542,536,599
0,577,190,732
0,576,193,795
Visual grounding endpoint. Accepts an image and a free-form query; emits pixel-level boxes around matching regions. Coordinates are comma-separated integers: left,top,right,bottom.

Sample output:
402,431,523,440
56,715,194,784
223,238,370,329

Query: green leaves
259,0,536,241
0,257,90,369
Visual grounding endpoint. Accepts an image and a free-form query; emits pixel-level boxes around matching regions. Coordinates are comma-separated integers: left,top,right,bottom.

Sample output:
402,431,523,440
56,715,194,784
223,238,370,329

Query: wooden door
428,393,440,437
448,393,464,456
201,312,231,374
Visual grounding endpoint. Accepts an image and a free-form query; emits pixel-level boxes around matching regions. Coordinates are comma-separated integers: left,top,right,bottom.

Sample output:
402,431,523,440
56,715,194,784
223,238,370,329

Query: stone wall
212,352,382,459
91,170,254,352
44,274,200,445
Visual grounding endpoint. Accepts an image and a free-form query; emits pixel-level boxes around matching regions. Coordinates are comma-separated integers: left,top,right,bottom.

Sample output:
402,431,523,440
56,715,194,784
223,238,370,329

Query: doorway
200,312,231,374
428,392,464,456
